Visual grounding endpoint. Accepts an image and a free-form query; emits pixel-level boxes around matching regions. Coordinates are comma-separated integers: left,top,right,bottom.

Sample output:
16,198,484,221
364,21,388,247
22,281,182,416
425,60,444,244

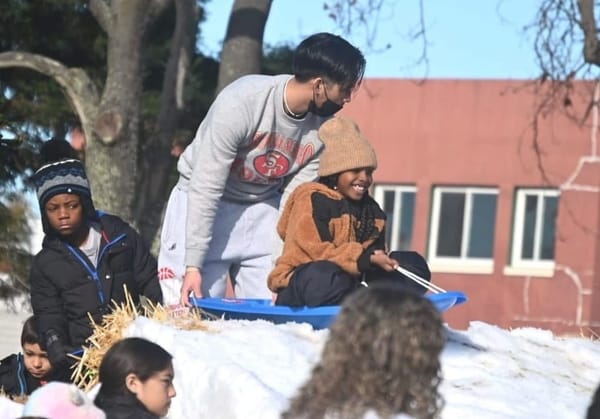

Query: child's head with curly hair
282,286,446,419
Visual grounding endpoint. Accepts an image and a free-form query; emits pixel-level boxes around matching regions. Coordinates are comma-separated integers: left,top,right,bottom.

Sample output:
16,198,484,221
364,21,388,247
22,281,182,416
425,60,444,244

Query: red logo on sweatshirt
253,150,290,178
158,267,176,280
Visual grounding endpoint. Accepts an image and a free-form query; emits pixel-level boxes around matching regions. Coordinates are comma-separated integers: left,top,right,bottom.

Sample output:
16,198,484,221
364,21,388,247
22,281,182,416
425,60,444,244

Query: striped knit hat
317,116,377,177
33,159,97,234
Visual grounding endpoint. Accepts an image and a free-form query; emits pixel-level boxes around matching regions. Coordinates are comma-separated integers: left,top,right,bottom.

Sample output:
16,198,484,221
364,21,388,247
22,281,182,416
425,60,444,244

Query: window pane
540,196,558,260
520,195,537,259
436,192,464,257
399,192,415,250
382,190,395,249
467,194,497,258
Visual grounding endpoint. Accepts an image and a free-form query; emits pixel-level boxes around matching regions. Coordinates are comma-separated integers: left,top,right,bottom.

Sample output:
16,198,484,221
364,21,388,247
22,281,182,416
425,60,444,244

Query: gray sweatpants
158,185,278,306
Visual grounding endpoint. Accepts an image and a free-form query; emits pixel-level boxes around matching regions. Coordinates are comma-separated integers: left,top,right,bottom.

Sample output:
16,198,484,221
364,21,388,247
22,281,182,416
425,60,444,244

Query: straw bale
72,285,211,392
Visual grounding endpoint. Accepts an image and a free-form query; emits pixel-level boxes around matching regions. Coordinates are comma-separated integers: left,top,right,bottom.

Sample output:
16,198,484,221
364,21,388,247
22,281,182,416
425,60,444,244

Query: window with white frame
510,188,559,271
428,186,498,273
373,185,416,251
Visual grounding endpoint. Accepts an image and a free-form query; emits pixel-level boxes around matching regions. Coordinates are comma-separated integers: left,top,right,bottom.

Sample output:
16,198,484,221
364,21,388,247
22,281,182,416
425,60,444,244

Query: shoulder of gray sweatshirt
177,74,328,268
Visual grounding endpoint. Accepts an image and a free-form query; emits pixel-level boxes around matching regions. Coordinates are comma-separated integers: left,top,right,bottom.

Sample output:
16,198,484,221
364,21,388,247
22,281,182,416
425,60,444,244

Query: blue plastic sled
192,290,467,330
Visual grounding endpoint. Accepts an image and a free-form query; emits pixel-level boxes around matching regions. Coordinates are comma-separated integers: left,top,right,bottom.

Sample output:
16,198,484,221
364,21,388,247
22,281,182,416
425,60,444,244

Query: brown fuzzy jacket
268,182,386,292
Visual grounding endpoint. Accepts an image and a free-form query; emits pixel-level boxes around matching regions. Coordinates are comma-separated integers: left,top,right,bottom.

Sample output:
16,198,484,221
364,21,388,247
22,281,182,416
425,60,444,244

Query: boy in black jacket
0,316,53,397
29,153,163,371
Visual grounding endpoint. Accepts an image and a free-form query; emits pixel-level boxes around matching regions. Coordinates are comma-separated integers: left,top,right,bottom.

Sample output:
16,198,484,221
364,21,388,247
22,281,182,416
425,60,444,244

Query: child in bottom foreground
20,381,106,419
0,316,56,398
94,337,176,419
282,286,446,419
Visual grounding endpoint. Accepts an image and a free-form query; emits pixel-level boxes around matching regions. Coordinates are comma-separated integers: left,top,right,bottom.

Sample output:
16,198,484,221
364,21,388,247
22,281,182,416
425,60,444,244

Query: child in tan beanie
268,116,432,306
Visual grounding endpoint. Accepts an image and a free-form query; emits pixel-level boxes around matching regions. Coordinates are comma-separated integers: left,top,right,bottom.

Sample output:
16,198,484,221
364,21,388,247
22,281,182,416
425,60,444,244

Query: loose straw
72,285,209,392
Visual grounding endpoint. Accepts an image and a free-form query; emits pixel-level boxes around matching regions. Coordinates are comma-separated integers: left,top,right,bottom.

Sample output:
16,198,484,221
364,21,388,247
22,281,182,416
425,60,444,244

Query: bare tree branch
324,0,388,50
323,0,429,75
89,0,113,33
411,0,429,76
0,51,100,129
530,0,590,81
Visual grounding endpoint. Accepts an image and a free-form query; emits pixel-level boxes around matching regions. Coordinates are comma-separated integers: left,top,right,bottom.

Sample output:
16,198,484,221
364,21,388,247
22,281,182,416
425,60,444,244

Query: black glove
44,329,68,367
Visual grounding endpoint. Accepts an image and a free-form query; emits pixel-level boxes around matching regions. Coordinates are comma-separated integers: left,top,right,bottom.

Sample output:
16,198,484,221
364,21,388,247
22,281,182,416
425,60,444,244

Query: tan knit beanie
318,116,378,177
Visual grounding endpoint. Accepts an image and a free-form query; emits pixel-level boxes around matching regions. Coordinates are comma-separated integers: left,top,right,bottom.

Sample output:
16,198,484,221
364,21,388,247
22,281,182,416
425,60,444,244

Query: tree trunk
216,0,272,93
135,0,199,244
577,0,600,65
86,0,148,222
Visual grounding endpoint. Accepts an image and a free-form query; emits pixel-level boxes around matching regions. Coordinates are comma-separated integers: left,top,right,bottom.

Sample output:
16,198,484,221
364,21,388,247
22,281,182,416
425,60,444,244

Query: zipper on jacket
16,353,26,395
65,233,126,305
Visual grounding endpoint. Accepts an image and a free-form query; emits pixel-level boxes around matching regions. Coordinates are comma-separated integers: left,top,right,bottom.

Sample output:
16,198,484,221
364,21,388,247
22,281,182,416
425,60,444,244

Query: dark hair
283,287,445,419
292,32,365,94
318,173,338,190
96,338,172,398
21,316,41,347
319,174,378,243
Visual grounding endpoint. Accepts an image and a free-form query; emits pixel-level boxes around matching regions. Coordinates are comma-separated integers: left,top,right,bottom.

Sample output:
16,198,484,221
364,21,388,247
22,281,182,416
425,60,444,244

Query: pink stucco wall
342,79,600,335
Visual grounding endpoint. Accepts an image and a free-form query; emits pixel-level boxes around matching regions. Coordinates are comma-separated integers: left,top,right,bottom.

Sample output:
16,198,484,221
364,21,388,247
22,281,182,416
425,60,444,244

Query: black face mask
309,84,344,117
309,99,343,117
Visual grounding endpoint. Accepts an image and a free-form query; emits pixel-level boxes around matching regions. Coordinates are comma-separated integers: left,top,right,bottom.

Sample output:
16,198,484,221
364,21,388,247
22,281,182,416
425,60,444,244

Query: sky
0,302,598,419
199,0,542,79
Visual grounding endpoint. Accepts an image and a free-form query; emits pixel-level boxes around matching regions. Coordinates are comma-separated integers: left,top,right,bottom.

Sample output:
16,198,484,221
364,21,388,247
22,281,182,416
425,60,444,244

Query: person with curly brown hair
282,286,446,419
587,382,600,419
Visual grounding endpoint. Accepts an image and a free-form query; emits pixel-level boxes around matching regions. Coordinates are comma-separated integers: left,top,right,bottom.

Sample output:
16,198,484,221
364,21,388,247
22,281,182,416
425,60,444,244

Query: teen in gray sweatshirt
158,32,366,306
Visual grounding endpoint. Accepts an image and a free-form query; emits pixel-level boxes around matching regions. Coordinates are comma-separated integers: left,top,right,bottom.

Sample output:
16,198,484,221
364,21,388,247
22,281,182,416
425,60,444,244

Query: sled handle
396,265,446,294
